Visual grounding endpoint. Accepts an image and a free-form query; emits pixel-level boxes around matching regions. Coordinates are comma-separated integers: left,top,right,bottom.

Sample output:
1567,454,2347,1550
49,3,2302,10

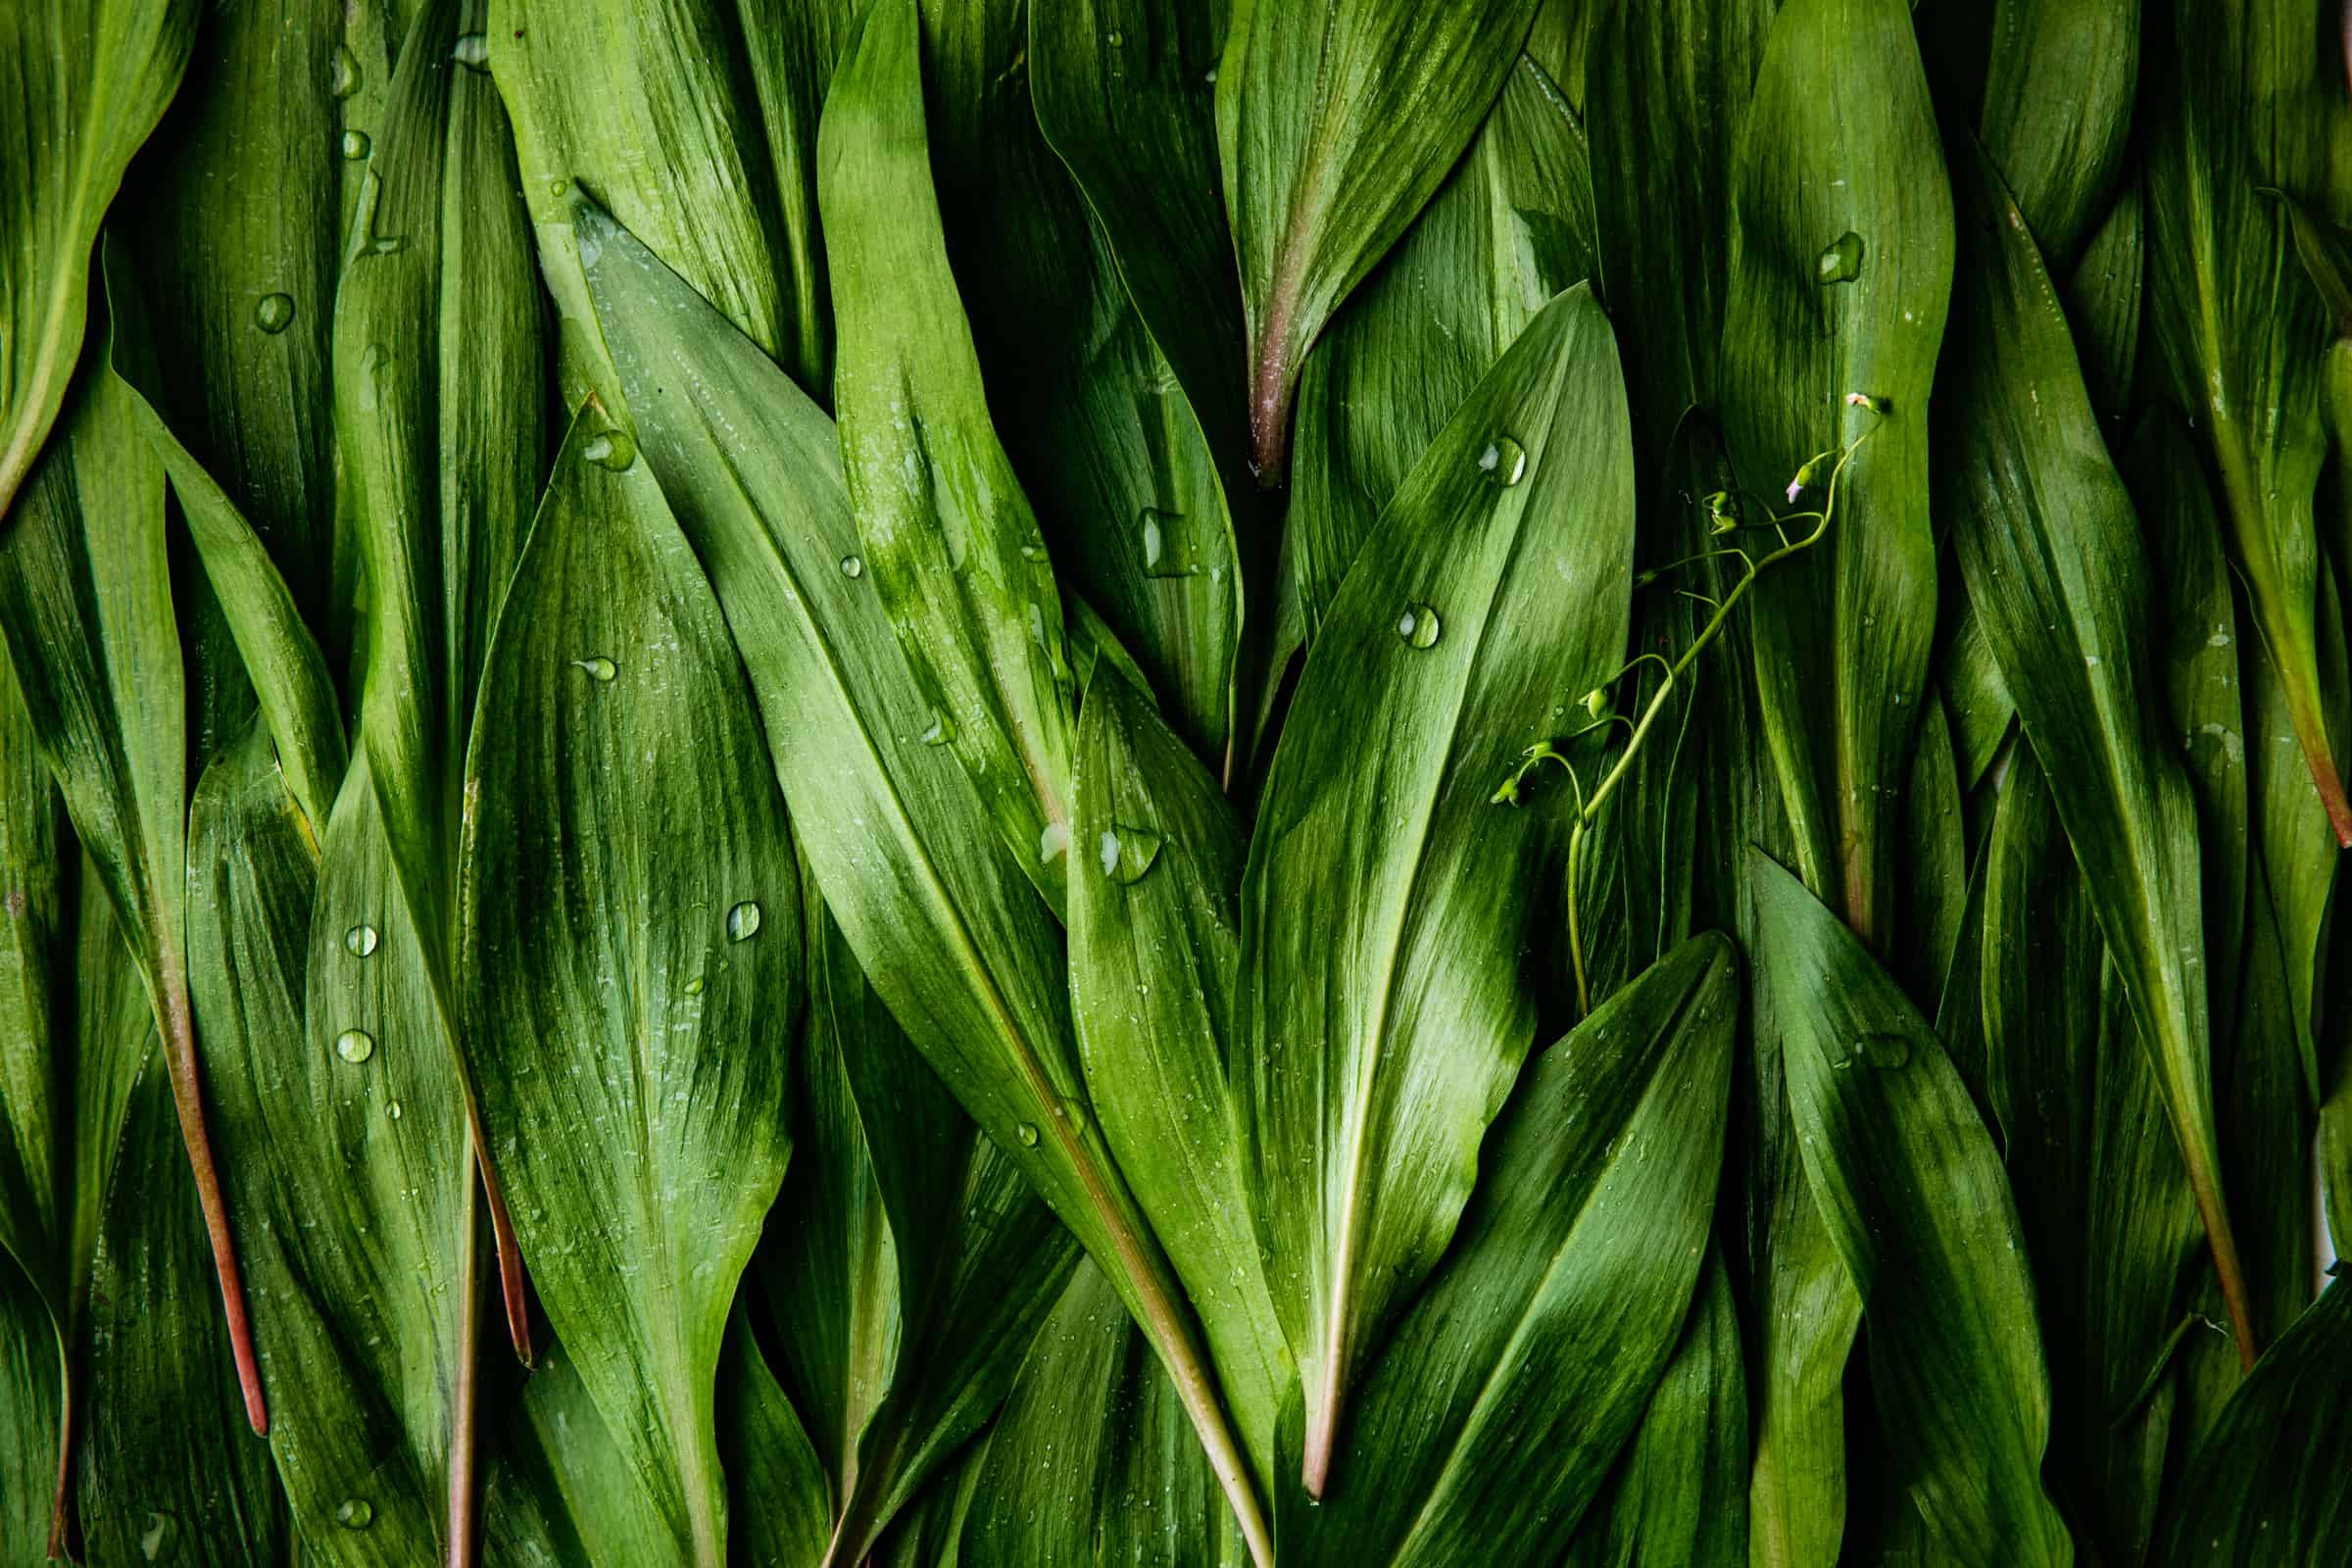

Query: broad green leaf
1242,282,1632,1495
1938,143,2252,1351
113,0,340,611
1723,0,1953,947
2154,1280,2352,1564
761,867,1078,1567
925,0,1245,774
1280,933,1736,1566
577,203,1271,1564
1976,0,2135,265
722,1311,835,1568
1068,673,1289,1479
2144,0,2352,844
819,0,1080,910
1559,1250,1748,1568
0,0,196,529
1586,0,1775,471
460,412,801,1568
333,0,546,1358
2065,184,2143,421
483,1339,682,1566
1218,0,1542,477
1288,51,1594,641
492,0,801,392
0,341,267,1430
1031,0,1253,495
0,645,68,1335
1752,853,2070,1564
964,1260,1249,1568
75,1054,290,1564
191,732,474,1564
1983,751,2199,1564
0,1258,61,1561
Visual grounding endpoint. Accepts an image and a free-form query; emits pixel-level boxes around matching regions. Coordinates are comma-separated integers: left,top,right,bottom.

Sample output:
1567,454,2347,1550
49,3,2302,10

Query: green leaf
0,338,267,1430
721,1310,835,1568
2154,1280,2352,1564
1939,142,2253,1352
1280,933,1736,1565
1723,0,1953,946
575,205,1271,1563
1751,852,2071,1564
1288,51,1594,641
1976,0,2136,265
2144,0,2352,843
2064,183,2143,421
761,867,1078,1567
963,1260,1250,1568
484,1339,683,1565
1242,282,1633,1494
926,0,1246,774
1982,749,2199,1563
1218,0,1543,477
0,0,196,528
1069,673,1289,1479
1559,1250,1749,1568
819,0,1080,912
0,1257,62,1561
459,411,802,1568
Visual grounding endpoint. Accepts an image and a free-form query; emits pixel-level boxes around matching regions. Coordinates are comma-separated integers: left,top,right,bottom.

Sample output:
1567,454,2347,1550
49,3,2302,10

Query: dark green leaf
1976,0,2135,266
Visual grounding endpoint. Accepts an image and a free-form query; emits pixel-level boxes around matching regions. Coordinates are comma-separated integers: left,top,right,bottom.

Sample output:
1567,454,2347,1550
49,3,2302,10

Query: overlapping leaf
1242,281,1633,1495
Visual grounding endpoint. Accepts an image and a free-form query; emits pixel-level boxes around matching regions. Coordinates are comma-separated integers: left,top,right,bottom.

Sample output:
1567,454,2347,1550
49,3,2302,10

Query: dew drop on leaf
583,429,636,470
1477,434,1528,486
725,901,762,942
1138,507,1200,577
920,710,948,746
1099,823,1164,885
335,1497,375,1530
139,1513,173,1560
1016,1122,1040,1147
340,129,371,161
344,923,379,957
839,553,864,578
334,1029,375,1064
1396,603,1442,649
254,293,296,334
1816,229,1864,283
329,46,362,98
571,656,618,682
385,1101,403,1120
451,32,490,70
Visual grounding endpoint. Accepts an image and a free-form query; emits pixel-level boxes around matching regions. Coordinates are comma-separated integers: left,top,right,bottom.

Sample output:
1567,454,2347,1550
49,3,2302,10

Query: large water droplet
726,901,762,942
451,32,491,70
1107,27,1125,45
385,1100,403,1121
1477,434,1528,486
919,710,948,747
582,429,635,470
1097,823,1164,885
254,293,296,334
1816,230,1864,284
340,129,372,161
839,554,864,578
344,923,379,957
1015,1122,1041,1148
572,656,618,682
1138,508,1200,577
336,1497,375,1530
330,46,362,99
334,1029,375,1064
1396,603,1442,649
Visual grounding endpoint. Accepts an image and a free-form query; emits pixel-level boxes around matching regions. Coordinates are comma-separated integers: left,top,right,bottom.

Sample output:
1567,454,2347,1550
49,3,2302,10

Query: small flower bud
1582,687,1613,721
1844,391,1887,414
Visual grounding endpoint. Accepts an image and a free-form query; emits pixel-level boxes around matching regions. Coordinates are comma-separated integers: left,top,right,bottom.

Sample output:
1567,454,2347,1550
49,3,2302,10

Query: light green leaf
1281,933,1736,1566
0,0,196,528
460,411,801,1568
1242,281,1633,1495
1722,0,1952,945
1069,673,1289,1479
1939,142,2252,1352
1218,0,1542,476
1752,852,2071,1564
819,0,1080,911
578,202,1272,1565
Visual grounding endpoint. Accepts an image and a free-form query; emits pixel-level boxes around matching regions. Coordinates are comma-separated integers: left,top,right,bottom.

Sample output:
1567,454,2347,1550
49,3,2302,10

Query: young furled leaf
460,412,802,1568
1242,282,1634,1497
1218,0,1543,478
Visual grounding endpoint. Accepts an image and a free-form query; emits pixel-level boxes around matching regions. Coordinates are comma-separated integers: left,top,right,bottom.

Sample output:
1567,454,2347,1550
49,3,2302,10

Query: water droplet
1817,230,1865,284
919,710,948,746
571,656,618,682
684,975,705,996
548,177,569,199
344,924,379,957
725,901,762,942
340,128,372,161
330,46,362,99
582,429,635,470
334,1029,375,1064
368,233,407,256
1056,1096,1090,1133
336,1497,375,1530
1039,821,1070,863
1107,28,1124,46
1477,434,1528,486
1098,823,1164,884
1396,603,1442,649
247,293,298,337
139,1513,174,1560
1138,507,1200,577
839,553,864,578
385,1100,403,1120
452,32,491,70
1016,1122,1041,1147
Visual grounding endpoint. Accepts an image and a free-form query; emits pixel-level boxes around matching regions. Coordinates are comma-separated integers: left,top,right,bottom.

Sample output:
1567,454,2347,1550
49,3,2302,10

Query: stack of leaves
5,0,2352,1564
